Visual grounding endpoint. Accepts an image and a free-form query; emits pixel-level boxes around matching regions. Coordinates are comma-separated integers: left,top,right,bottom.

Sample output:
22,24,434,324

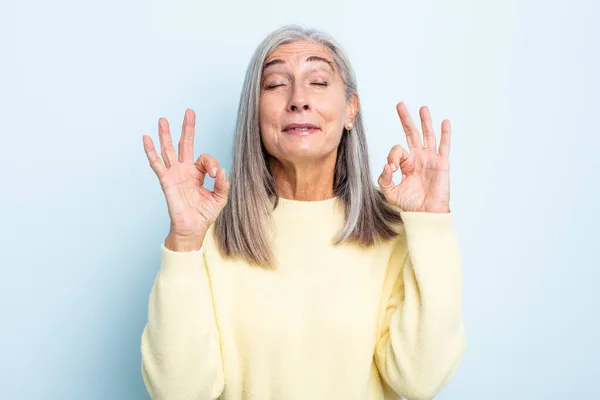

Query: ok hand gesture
142,109,230,249
378,102,451,214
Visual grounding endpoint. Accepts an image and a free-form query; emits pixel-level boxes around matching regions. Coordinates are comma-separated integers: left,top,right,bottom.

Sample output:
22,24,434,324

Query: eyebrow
263,55,335,73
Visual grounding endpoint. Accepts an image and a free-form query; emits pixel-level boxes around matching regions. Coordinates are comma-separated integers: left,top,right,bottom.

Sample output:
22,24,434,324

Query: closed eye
265,84,285,89
312,82,328,86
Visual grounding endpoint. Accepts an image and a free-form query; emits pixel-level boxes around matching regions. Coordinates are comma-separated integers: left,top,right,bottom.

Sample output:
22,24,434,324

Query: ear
346,92,360,125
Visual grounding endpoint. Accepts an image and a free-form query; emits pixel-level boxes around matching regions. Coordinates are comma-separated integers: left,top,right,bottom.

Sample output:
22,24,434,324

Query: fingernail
159,119,166,130
389,163,397,172
212,168,218,177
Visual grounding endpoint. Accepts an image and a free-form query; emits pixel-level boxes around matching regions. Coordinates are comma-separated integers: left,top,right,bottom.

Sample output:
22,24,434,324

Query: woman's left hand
378,102,451,213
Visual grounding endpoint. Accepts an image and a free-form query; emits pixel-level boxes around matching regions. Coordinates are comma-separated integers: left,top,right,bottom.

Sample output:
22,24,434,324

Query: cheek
258,96,283,152
313,96,347,129
259,96,283,128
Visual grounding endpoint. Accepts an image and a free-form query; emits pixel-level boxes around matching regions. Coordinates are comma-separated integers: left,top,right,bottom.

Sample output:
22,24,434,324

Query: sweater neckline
271,196,343,220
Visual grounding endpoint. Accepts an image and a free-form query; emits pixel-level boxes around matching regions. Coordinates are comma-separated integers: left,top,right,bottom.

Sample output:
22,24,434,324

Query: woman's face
259,40,358,166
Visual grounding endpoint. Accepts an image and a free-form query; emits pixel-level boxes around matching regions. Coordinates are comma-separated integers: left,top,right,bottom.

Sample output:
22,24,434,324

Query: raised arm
375,102,465,398
140,108,230,398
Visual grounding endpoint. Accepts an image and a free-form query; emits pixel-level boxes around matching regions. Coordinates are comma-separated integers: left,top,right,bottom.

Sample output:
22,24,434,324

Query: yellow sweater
141,197,466,400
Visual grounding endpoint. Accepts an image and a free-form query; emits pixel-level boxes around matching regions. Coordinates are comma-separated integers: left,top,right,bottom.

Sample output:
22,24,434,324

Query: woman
141,25,465,400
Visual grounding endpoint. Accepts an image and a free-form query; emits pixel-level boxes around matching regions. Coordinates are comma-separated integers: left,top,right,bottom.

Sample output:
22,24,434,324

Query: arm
374,211,466,400
141,243,224,400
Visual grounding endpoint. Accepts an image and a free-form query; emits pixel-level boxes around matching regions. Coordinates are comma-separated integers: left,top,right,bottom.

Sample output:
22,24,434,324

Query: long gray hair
214,24,403,269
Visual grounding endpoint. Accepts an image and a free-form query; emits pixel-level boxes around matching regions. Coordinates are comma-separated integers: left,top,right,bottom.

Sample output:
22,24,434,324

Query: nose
287,83,310,112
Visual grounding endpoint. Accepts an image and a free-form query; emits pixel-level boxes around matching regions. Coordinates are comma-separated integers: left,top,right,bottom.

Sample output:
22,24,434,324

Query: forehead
264,40,334,66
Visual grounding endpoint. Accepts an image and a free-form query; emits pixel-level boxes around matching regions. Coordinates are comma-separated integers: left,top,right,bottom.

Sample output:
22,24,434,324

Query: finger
194,154,220,185
420,106,436,152
377,163,395,200
158,118,178,168
178,109,195,163
396,102,423,150
142,135,167,177
386,144,410,171
439,119,451,157
213,167,230,202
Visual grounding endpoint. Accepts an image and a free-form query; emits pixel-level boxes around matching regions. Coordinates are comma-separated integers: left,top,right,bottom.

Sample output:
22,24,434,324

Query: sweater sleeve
374,211,466,400
141,244,224,400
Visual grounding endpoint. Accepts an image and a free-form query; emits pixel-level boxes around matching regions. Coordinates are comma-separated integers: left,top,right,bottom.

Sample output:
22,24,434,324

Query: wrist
164,232,205,252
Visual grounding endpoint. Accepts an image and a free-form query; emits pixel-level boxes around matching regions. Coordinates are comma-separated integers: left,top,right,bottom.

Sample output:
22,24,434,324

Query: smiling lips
283,123,320,136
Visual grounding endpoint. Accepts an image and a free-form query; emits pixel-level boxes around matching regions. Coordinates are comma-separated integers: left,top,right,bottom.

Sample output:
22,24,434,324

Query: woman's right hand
142,109,230,251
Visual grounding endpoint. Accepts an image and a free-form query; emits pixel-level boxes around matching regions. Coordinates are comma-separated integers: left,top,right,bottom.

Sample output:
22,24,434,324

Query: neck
269,154,336,201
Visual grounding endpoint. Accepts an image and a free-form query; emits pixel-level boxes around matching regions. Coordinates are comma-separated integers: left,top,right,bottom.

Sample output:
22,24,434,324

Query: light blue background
2,0,598,398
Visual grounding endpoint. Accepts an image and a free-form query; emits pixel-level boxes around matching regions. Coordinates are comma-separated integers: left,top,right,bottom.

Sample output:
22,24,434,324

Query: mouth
283,123,320,136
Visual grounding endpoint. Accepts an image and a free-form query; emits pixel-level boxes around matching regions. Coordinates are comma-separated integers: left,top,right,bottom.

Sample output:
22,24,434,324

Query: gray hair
214,24,402,268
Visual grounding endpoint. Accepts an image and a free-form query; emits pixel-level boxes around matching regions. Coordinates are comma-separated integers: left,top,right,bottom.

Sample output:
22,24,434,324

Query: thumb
378,163,395,198
213,167,230,204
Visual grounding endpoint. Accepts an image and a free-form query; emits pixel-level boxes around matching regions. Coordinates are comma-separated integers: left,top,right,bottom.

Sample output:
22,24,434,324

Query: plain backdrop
1,0,598,398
